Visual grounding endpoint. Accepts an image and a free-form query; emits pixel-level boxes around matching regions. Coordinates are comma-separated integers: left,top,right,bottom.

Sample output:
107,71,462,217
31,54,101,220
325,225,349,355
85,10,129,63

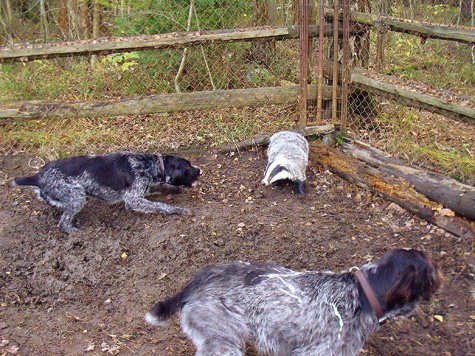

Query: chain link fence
0,0,474,183
339,0,475,185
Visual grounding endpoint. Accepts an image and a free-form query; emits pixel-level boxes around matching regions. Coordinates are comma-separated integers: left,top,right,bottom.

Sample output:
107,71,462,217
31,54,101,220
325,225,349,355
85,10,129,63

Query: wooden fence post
299,0,309,126
331,0,340,123
340,0,350,131
316,0,325,123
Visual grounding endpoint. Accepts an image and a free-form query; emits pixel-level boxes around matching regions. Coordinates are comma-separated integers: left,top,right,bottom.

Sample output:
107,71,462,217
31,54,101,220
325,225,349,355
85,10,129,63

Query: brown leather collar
352,268,385,322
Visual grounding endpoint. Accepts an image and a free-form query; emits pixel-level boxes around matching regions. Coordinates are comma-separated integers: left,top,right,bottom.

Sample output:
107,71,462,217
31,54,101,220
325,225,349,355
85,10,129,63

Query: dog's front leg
122,182,191,215
124,196,191,215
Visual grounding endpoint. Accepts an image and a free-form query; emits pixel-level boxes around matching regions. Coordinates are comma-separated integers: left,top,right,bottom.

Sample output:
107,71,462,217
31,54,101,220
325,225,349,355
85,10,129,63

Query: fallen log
308,140,474,239
220,124,335,152
341,141,475,221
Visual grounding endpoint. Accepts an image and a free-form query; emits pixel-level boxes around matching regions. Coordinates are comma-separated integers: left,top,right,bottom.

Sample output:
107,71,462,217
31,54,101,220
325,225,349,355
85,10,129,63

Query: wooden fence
0,3,474,125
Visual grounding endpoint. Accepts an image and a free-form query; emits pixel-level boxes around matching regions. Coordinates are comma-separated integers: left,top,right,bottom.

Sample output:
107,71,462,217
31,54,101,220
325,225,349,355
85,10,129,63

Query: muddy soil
0,148,473,356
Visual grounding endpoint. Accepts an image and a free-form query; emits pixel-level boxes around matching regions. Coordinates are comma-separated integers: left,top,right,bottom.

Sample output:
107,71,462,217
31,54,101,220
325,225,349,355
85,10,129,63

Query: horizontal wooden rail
327,9,475,44
351,69,475,124
0,24,360,63
0,84,333,120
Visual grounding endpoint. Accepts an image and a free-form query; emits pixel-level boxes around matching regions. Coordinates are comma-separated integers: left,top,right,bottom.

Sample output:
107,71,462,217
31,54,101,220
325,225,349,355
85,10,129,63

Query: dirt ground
0,146,473,356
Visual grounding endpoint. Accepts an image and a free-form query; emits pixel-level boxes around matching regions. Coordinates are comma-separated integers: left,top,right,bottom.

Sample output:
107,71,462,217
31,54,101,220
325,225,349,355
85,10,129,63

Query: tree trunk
39,0,49,42
0,0,14,45
57,0,69,38
90,0,100,65
308,141,475,239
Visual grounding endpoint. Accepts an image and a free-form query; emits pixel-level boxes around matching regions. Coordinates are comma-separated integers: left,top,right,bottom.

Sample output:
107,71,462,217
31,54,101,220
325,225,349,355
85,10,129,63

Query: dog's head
162,155,201,188
364,249,442,318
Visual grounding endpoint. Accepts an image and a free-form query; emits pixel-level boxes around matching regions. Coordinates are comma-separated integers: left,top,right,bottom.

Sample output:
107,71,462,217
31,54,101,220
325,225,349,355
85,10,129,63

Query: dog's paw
59,224,80,234
175,207,192,216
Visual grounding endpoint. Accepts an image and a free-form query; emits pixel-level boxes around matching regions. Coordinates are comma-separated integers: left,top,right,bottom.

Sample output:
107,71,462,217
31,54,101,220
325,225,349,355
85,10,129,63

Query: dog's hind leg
57,194,86,233
58,207,83,233
40,181,86,233
181,303,247,356
195,340,245,356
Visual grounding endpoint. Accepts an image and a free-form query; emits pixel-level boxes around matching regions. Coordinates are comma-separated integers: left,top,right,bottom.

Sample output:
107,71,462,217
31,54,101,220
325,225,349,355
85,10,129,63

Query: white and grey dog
13,151,201,233
145,249,441,356
262,131,309,195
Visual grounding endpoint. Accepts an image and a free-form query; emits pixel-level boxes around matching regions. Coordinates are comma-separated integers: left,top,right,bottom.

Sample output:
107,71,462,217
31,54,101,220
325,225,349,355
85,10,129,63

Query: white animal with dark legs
145,249,441,356
13,151,201,233
262,131,309,195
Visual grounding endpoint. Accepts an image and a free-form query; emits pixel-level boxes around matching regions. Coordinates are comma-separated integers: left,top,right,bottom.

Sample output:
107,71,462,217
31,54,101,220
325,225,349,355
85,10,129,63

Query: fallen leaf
8,346,19,355
437,208,455,217
434,315,444,322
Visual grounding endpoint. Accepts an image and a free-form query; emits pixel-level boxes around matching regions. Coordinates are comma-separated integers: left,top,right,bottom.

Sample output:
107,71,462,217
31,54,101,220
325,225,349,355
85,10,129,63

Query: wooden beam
351,70,475,124
0,24,359,63
326,9,475,44
0,84,334,120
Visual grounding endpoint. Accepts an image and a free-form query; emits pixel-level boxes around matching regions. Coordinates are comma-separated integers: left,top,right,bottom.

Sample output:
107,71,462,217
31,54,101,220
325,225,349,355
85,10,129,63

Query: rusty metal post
316,0,325,123
340,0,350,131
331,0,340,123
298,0,309,127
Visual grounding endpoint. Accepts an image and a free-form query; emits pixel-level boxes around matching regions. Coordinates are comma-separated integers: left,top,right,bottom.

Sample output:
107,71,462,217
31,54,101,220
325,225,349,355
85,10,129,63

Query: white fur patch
329,302,344,340
262,157,294,185
144,311,168,326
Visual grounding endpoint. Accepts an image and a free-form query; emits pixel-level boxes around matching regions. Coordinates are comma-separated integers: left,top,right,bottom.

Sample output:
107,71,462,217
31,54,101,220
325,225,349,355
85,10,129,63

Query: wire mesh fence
0,0,474,184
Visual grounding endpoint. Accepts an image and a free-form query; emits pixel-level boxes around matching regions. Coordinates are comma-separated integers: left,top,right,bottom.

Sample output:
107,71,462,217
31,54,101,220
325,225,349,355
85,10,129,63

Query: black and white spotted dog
262,131,309,195
13,151,201,233
145,249,441,356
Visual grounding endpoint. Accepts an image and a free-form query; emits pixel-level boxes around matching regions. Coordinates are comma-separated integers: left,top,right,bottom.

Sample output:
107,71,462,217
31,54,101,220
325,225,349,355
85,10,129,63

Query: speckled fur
13,151,201,233
146,249,441,356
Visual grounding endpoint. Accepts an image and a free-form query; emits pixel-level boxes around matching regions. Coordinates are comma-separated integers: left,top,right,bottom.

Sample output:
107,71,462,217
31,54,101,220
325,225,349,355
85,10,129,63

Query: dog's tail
12,174,40,187
145,283,193,326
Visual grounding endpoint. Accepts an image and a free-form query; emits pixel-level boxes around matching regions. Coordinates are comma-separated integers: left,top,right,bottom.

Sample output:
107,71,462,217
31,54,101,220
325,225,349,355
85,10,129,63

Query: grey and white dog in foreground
13,151,201,233
145,249,441,356
262,131,309,195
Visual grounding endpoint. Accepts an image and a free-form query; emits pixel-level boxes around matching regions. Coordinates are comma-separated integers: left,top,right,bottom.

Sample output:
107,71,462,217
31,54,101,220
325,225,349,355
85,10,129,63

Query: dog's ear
384,262,440,310
384,265,417,310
